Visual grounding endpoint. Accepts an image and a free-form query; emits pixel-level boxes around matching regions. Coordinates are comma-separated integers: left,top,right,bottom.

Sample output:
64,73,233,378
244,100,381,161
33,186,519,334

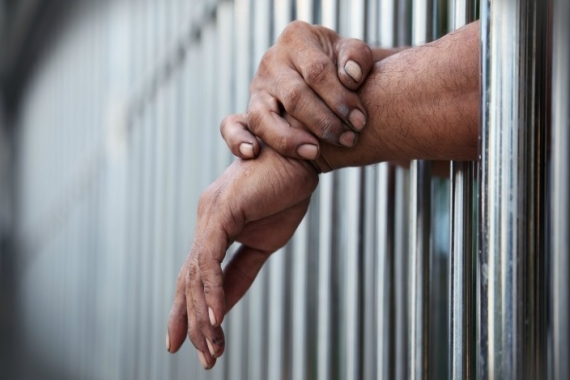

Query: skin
167,20,481,369
222,20,403,161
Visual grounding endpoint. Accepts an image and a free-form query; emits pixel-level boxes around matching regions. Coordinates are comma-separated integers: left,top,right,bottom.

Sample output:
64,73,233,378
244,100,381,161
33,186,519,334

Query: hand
166,144,319,369
221,20,374,161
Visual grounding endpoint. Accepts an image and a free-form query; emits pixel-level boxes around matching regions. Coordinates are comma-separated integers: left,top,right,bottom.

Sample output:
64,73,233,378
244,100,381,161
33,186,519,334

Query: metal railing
10,0,567,379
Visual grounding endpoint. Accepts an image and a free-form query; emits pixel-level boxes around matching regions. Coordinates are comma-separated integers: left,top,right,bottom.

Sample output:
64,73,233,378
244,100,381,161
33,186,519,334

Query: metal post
410,0,434,378
552,0,570,377
478,0,550,378
449,1,475,379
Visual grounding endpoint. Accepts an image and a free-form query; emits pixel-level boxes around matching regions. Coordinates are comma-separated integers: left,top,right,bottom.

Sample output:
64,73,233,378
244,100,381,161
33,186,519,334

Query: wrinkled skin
221,20,374,161
167,145,318,369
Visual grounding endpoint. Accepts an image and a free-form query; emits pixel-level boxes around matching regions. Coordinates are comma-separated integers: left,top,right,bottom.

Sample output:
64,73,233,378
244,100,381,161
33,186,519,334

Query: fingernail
297,144,318,160
166,333,171,352
198,351,209,369
349,109,366,131
344,60,363,82
208,307,217,327
339,131,357,147
206,338,216,357
239,143,254,158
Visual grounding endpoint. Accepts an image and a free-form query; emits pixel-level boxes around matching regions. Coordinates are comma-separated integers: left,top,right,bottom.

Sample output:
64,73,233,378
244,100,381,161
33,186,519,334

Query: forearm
371,46,409,62
316,21,480,171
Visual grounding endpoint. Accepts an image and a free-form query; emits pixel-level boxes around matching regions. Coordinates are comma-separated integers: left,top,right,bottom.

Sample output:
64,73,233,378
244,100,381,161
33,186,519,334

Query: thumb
336,38,374,91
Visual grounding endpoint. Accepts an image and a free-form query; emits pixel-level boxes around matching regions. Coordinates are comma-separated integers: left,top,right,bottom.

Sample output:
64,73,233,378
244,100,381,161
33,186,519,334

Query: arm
314,21,480,171
224,21,480,167
223,21,378,160
168,20,480,369
167,146,318,369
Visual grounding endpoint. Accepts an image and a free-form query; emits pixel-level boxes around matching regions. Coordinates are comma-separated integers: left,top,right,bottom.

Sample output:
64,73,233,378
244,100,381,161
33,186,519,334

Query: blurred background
0,1,451,379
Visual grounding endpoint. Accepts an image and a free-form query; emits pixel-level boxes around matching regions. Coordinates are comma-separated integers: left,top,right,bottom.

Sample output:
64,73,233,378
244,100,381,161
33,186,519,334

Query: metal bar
448,1,476,379
410,0,434,378
224,1,252,379
375,164,396,380
361,167,378,380
393,167,410,380
291,217,309,380
478,0,551,378
341,3,365,379
264,4,292,380
409,159,432,380
552,0,570,377
317,173,333,380
449,161,474,380
373,1,398,378
246,2,271,379
291,4,315,380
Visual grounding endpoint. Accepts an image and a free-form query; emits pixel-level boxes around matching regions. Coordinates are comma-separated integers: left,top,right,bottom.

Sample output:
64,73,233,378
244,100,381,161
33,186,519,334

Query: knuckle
273,134,292,155
304,58,330,87
333,93,357,116
256,49,275,76
195,308,207,325
189,260,200,281
246,108,264,133
315,117,339,142
198,184,221,213
281,20,308,41
282,84,304,111
188,326,203,347
203,281,222,296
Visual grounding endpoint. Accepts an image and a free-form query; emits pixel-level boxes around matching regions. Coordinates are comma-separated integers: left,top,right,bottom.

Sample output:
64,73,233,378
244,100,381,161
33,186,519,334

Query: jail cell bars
12,0,567,379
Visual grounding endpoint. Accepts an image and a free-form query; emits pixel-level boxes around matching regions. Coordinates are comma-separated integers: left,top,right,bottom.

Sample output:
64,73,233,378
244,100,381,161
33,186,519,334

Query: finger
223,245,272,312
267,75,359,147
186,260,210,355
196,339,218,370
167,262,190,353
247,92,321,158
185,275,222,369
199,253,226,329
199,325,226,362
220,114,260,159
189,263,226,362
289,48,367,133
336,38,374,90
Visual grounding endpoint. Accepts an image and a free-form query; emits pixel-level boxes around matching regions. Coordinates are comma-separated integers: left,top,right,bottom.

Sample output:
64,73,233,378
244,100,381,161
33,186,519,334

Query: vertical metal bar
246,1,271,379
376,164,396,380
449,160,474,379
151,3,167,377
316,3,339,379
291,5,311,378
409,159,432,380
361,142,378,378
212,2,234,375
410,0,433,378
337,1,365,377
266,248,287,380
291,217,309,380
320,0,338,29
224,1,252,379
478,0,550,378
265,4,292,380
552,0,570,378
394,167,410,380
317,174,333,380
215,4,235,379
449,1,475,379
